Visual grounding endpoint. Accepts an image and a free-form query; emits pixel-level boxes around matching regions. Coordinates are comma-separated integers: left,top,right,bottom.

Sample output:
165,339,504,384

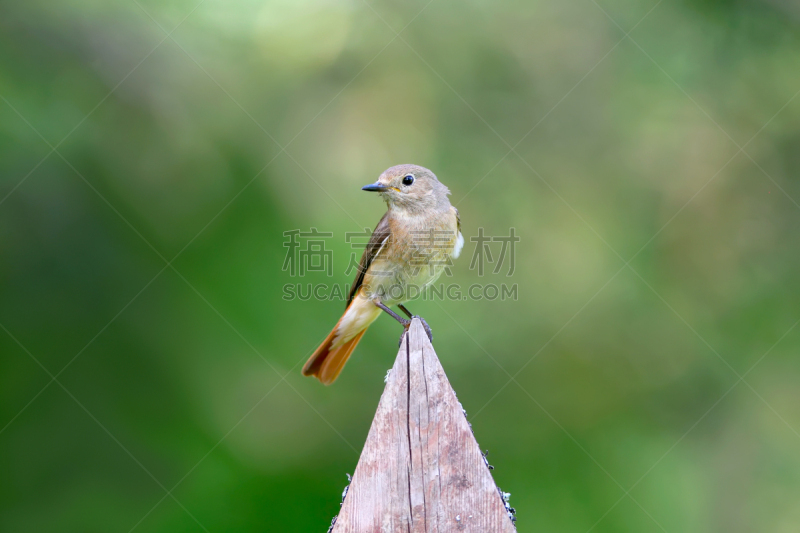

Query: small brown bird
302,164,463,385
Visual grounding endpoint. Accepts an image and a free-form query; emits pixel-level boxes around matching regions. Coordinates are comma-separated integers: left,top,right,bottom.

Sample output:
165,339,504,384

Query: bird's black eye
402,175,415,186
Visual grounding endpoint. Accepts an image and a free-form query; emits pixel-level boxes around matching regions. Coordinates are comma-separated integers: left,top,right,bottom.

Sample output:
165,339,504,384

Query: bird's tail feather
302,296,380,385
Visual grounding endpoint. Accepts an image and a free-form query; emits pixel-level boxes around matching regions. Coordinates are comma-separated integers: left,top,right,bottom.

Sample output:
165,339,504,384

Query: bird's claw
397,316,433,346
414,316,434,343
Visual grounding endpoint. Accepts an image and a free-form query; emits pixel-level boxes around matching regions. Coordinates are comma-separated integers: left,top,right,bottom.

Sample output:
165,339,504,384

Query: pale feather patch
373,235,388,260
453,231,464,259
332,295,381,349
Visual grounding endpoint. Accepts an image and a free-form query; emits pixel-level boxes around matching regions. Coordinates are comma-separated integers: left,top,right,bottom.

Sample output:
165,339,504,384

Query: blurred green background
2,0,800,531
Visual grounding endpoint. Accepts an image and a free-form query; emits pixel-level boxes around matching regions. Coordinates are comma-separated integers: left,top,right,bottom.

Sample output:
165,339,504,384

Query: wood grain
332,318,516,532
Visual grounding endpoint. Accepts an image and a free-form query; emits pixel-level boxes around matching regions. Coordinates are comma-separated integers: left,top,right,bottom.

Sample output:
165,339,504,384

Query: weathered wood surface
332,318,516,533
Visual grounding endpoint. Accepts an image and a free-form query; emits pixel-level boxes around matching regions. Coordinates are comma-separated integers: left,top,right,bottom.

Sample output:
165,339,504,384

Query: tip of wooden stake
331,318,517,532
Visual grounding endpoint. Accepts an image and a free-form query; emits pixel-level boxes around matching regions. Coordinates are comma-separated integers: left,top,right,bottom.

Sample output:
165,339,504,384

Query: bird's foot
397,317,411,347
395,316,433,346
414,316,434,343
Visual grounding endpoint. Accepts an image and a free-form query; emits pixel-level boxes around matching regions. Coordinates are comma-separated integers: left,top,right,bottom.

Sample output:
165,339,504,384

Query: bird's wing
452,206,464,259
347,212,391,306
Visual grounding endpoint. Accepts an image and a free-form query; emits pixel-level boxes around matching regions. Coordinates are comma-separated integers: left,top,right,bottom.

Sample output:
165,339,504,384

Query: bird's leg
375,301,410,327
374,301,412,347
397,304,433,343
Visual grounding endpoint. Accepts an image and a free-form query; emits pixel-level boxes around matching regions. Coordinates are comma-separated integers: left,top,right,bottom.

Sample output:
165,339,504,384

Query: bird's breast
362,210,458,304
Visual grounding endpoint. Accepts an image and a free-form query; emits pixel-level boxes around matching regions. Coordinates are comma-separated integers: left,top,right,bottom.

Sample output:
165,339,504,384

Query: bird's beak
361,182,389,192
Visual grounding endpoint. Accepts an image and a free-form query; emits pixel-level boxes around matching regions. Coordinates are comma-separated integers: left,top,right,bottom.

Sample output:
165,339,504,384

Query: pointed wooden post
330,318,516,532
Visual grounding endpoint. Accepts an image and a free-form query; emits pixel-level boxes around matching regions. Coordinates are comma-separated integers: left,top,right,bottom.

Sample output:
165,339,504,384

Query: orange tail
302,295,380,385
302,327,367,385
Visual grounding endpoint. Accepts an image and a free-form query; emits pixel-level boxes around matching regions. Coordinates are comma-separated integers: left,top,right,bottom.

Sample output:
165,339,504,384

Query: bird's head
362,164,450,214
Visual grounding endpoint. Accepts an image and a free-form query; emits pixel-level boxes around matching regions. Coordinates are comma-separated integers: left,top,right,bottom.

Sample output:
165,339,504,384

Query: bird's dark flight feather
347,213,391,306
